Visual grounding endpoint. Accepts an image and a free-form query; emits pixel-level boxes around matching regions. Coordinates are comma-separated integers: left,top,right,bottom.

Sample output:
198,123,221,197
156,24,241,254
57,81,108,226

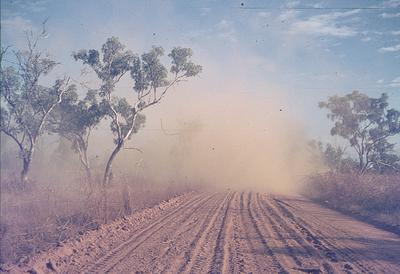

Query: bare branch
160,119,180,136
123,145,143,153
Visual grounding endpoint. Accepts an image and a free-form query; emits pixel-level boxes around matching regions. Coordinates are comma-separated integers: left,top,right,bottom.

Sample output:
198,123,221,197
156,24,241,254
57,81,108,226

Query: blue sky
1,0,400,141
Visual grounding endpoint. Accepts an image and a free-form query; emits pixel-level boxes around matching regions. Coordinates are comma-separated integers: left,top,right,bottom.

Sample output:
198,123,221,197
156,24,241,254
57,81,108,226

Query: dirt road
23,191,400,273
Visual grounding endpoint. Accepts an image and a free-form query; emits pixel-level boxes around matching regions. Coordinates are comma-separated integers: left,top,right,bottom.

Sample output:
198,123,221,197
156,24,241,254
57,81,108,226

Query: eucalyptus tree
49,89,104,181
0,34,73,185
319,91,400,173
73,37,202,185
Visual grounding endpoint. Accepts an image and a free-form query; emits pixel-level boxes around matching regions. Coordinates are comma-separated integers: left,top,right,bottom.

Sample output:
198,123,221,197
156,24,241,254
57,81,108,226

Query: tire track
149,193,221,273
83,193,210,273
224,192,242,274
251,193,303,269
158,193,226,274
237,191,264,274
56,191,399,274
209,192,235,274
244,192,288,274
282,198,398,273
178,192,233,274
258,194,335,274
271,197,375,274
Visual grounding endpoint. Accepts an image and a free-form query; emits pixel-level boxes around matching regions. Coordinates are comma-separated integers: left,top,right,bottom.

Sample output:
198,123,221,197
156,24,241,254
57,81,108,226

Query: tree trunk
101,141,124,223
358,154,364,174
84,165,92,182
360,160,370,175
20,155,31,185
103,141,123,186
79,148,92,183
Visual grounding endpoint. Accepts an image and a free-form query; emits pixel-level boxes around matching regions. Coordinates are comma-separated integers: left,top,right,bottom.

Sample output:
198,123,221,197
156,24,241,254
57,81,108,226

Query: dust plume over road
116,90,319,194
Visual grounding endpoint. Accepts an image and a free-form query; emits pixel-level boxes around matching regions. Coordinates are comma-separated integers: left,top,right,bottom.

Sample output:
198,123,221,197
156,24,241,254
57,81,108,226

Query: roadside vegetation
0,28,201,264
304,91,400,234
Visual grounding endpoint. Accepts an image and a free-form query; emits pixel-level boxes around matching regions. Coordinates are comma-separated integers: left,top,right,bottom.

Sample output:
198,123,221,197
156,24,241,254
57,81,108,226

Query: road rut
39,191,400,273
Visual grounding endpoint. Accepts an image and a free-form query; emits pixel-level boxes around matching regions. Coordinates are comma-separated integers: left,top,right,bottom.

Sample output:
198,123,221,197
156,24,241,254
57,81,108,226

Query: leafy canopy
49,89,104,152
319,91,400,172
0,45,72,157
73,37,202,145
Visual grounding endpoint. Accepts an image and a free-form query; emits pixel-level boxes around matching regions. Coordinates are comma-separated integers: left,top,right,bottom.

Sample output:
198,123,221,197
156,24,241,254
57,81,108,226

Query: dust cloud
0,84,320,195
114,89,319,194
1,58,321,195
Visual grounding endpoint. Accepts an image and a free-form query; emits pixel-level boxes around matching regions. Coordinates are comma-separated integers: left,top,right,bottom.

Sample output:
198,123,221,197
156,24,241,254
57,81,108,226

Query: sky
1,0,400,143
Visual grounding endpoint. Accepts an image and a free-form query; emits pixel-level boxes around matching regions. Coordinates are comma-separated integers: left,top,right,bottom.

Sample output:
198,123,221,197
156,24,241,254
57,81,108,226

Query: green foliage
73,37,138,145
74,37,202,185
73,37,135,94
169,47,202,77
0,59,67,143
50,89,104,152
308,140,356,173
319,91,400,173
140,47,168,89
48,89,105,179
105,97,146,143
0,38,73,183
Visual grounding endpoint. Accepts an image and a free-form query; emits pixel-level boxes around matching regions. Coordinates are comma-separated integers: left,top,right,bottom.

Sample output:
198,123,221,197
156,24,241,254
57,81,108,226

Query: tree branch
1,128,24,152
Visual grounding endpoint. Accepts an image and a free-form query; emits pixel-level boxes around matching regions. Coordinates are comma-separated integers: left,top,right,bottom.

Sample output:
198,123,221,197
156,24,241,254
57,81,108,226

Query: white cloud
381,12,400,18
361,37,372,42
376,79,384,84
290,10,360,37
12,0,49,12
389,76,400,87
278,10,298,21
361,30,383,36
215,20,237,42
1,16,34,33
383,0,400,8
379,44,400,52
311,3,325,8
200,8,211,17
257,11,271,18
285,1,300,8
0,16,41,49
391,30,400,35
216,20,230,29
1,0,49,16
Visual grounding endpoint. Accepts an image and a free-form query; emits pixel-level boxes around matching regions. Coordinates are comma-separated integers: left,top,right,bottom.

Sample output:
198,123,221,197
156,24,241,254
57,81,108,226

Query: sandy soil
4,191,400,273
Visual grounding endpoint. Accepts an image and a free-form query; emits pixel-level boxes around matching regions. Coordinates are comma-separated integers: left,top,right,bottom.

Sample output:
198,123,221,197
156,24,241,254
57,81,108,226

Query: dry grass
303,172,400,234
0,177,192,264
